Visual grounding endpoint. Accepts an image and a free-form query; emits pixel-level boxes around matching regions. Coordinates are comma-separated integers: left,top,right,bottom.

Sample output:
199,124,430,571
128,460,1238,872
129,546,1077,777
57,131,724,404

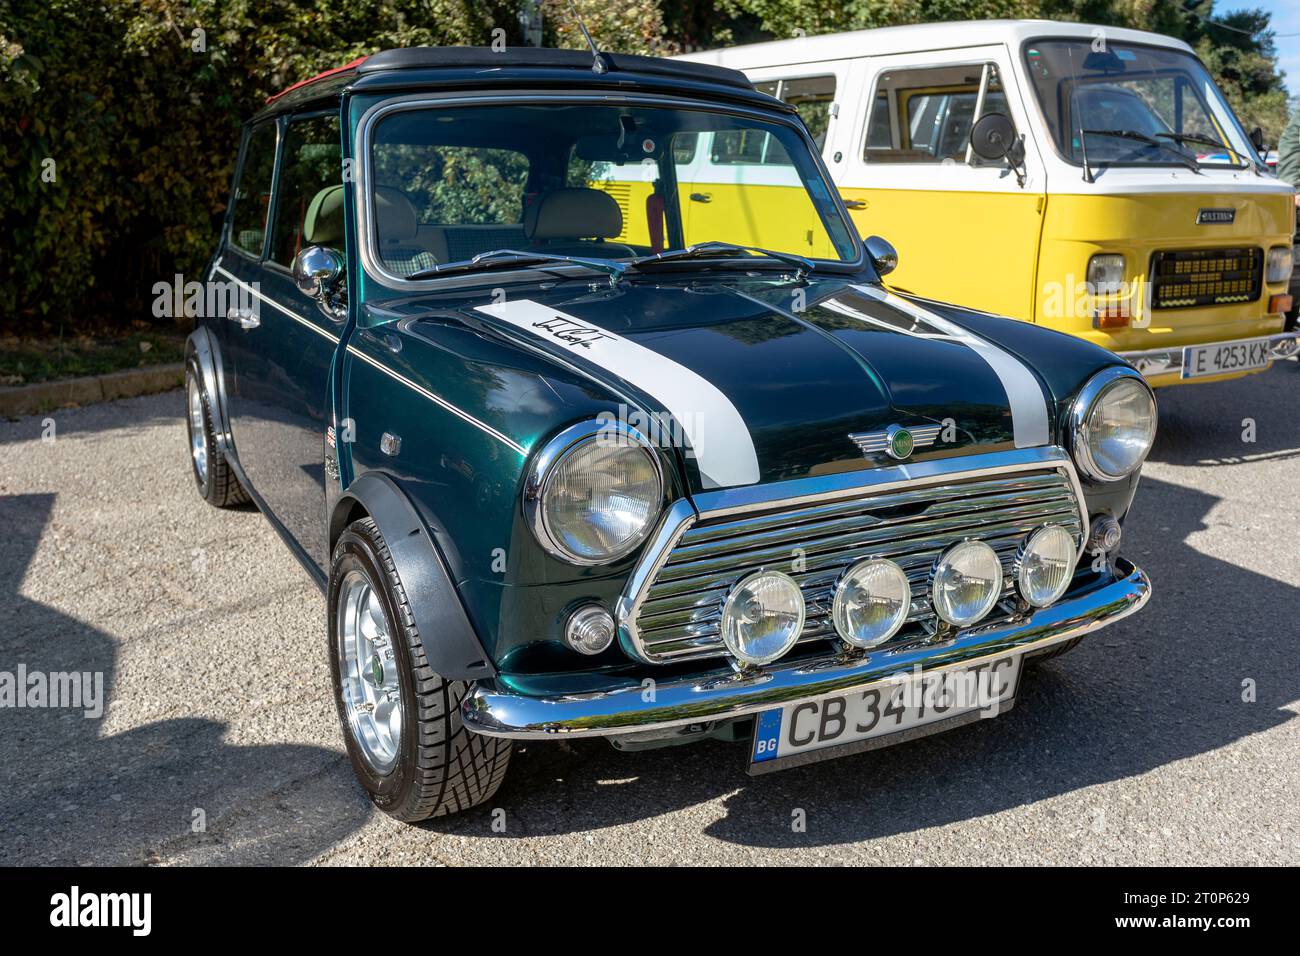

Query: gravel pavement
1,363,1297,865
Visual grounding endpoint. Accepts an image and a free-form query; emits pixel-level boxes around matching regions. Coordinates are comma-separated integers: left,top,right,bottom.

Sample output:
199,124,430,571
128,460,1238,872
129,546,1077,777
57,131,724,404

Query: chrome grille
627,468,1085,664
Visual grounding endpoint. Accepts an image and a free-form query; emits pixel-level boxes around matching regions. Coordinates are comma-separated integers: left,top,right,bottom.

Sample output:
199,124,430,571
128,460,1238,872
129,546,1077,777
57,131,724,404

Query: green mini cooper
186,45,1154,821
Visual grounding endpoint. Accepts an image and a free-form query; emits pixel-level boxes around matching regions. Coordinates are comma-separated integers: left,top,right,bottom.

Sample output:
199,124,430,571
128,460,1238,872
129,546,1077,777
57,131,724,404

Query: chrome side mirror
864,235,898,277
292,245,347,320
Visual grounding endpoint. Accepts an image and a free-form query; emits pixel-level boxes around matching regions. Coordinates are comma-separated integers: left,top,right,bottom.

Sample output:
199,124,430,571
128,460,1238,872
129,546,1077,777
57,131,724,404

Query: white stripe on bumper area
848,285,1050,449
475,299,761,489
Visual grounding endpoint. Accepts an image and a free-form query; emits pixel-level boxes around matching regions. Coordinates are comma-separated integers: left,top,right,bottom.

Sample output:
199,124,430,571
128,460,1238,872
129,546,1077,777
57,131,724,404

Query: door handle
689,192,712,204
841,198,866,210
227,307,259,330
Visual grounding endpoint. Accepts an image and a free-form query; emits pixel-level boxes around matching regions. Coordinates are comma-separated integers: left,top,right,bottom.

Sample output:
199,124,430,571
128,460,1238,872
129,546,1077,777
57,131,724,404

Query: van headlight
526,420,664,565
1266,246,1293,284
1068,367,1157,482
1087,253,1126,295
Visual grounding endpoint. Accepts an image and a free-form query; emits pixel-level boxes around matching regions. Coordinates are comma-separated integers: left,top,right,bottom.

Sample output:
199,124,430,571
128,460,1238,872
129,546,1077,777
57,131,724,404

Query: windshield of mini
1023,39,1253,168
366,102,860,279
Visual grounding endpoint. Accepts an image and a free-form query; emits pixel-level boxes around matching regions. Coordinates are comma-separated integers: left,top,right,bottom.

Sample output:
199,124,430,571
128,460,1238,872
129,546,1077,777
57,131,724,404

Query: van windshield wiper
630,242,813,278
1153,131,1247,165
406,249,626,282
1081,128,1202,173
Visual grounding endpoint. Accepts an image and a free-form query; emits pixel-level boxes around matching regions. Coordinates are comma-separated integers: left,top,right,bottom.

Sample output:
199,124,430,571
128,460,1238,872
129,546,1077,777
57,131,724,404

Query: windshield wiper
1081,128,1202,173
630,242,813,279
406,249,626,282
1153,131,1246,165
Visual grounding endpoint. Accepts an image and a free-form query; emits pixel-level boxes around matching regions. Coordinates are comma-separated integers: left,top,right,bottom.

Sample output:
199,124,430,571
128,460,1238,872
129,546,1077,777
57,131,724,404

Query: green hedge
0,0,525,334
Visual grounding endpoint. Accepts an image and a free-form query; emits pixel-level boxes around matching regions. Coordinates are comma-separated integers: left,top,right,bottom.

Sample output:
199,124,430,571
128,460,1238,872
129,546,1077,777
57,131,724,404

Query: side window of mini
269,113,344,267
863,62,1012,165
228,122,279,257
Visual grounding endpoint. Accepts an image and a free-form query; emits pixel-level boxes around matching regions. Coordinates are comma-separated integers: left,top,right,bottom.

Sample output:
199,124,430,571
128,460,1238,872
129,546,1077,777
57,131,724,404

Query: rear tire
184,361,249,508
328,517,512,821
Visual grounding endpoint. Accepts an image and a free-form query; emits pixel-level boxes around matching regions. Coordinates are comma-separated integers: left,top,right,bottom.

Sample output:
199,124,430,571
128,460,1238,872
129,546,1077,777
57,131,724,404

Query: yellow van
669,19,1298,386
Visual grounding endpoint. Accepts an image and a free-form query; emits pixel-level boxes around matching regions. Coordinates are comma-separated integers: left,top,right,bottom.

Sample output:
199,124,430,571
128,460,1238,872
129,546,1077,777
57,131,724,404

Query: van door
675,76,842,259
839,47,1047,321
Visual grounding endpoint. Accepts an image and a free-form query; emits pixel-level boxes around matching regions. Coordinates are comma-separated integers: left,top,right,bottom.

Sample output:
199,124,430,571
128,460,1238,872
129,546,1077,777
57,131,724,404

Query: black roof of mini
357,46,751,88
256,45,767,119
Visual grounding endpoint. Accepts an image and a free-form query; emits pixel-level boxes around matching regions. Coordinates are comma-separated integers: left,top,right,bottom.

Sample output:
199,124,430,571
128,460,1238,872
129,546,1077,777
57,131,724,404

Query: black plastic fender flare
332,472,497,682
185,326,234,453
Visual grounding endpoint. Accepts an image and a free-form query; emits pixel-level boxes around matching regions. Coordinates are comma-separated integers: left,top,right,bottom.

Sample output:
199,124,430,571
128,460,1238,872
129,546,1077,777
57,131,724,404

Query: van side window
712,130,792,165
270,114,342,266
866,91,892,149
229,122,278,256
864,63,1010,164
757,75,837,150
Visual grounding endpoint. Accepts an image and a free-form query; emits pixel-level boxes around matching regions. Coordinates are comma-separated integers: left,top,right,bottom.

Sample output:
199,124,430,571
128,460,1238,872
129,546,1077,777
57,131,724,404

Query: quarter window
863,62,1011,164
270,114,343,266
757,75,837,150
229,122,278,256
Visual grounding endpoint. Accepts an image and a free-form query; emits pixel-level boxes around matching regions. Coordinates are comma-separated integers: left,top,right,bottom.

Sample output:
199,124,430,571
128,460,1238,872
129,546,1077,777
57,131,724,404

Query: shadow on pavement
0,493,368,865
1147,359,1300,468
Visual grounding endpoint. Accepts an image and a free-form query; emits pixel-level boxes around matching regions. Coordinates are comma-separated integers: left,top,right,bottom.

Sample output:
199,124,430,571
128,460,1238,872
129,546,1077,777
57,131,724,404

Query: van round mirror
1249,126,1266,154
864,235,898,277
969,112,1023,165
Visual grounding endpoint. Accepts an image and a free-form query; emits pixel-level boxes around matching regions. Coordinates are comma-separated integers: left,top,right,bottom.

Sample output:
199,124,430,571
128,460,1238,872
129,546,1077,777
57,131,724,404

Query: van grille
594,183,632,242
627,469,1085,664
1150,247,1262,309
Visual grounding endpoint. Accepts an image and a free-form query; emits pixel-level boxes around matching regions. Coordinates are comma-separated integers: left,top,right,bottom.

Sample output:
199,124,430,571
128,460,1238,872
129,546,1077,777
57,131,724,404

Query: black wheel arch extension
185,326,233,451
331,471,497,682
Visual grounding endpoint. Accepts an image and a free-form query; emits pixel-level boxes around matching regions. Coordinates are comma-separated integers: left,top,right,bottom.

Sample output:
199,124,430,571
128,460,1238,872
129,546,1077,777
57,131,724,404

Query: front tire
329,517,512,821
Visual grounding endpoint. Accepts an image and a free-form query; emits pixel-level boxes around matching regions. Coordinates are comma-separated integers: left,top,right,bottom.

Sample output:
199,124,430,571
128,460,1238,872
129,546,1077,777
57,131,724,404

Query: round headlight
1016,525,1077,608
532,423,663,565
1071,369,1156,482
720,570,805,665
931,540,1003,627
832,559,912,648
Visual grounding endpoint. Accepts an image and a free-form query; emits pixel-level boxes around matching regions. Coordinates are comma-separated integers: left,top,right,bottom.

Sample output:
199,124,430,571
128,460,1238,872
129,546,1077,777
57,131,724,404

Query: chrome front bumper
461,559,1151,740
1120,331,1300,378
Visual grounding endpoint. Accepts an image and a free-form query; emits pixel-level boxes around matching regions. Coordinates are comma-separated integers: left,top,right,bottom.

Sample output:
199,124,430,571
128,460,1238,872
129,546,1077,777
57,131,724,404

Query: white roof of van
675,19,1195,70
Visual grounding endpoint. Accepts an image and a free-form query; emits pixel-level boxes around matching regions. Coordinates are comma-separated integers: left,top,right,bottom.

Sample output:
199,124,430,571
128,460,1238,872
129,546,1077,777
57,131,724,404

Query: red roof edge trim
266,56,370,105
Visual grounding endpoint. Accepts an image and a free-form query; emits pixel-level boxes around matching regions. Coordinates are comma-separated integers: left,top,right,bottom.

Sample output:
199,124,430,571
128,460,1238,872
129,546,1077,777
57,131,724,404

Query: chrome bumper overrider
1121,332,1300,378
461,559,1151,740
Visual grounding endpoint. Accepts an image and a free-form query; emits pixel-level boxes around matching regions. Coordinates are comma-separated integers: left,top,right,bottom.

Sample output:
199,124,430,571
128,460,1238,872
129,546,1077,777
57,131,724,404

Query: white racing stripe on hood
846,285,1050,449
475,299,761,488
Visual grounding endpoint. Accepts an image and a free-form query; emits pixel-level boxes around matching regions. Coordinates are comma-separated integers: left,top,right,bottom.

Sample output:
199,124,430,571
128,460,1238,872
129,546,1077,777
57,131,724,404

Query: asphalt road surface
2,363,1297,866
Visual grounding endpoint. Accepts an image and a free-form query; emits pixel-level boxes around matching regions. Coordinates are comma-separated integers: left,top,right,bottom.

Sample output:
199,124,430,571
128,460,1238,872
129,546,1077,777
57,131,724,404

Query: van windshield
365,102,860,280
1022,39,1253,169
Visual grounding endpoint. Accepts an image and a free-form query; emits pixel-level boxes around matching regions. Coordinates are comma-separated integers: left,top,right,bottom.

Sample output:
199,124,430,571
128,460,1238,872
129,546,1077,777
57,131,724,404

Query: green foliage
0,331,187,385
0,0,518,334
375,144,529,226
